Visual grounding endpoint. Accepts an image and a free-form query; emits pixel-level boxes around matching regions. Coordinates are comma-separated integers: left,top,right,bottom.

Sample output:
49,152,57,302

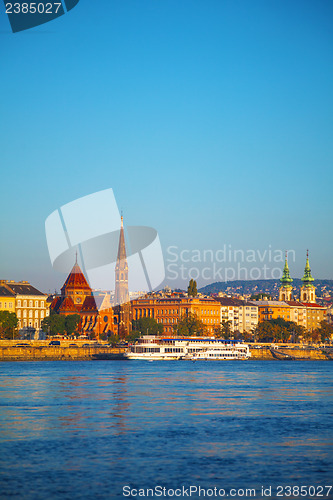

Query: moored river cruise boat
126,336,251,360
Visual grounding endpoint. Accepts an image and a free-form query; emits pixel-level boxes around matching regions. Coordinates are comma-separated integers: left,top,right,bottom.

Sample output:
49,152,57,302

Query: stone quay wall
0,341,331,362
0,342,126,361
249,346,330,360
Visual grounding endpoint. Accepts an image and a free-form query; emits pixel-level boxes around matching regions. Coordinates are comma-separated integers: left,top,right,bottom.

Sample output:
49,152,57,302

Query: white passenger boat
126,336,251,360
183,343,250,360
126,336,185,360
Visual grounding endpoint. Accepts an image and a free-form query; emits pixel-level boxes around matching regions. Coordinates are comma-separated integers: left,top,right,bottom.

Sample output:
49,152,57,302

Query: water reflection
0,361,332,499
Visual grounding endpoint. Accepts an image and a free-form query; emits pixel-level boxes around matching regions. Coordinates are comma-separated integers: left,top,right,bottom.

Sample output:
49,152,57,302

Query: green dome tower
279,252,293,301
300,250,316,303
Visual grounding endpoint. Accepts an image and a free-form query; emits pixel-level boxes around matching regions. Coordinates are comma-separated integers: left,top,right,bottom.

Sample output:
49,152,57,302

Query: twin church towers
279,251,316,303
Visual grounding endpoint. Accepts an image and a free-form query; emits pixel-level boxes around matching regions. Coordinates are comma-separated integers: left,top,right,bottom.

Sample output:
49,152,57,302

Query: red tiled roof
51,296,80,313
58,296,79,313
80,296,98,312
215,297,244,306
50,296,63,312
300,302,325,309
61,263,91,294
285,301,305,306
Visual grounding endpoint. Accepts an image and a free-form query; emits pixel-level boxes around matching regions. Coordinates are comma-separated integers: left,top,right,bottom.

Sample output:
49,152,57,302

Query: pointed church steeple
301,250,314,285
114,216,129,305
117,216,127,262
300,250,316,303
60,257,92,309
281,252,293,286
279,252,293,301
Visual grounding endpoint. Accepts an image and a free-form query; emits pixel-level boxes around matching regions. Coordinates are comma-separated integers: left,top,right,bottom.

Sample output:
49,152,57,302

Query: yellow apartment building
0,285,16,313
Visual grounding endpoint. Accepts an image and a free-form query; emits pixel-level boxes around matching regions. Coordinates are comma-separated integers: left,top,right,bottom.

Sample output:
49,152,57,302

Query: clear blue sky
1,0,332,292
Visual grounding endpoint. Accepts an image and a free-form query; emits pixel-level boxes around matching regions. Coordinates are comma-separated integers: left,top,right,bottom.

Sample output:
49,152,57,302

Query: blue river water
0,360,332,500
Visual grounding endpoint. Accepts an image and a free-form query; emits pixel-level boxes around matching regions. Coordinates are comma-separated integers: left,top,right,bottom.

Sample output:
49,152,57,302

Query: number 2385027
5,3,62,14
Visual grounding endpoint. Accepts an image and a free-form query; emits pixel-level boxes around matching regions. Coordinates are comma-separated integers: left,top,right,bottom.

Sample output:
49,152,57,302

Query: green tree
290,323,306,343
273,324,289,343
215,320,232,339
308,321,333,344
187,279,198,297
0,311,18,339
132,317,163,336
126,330,141,343
41,313,66,337
65,314,81,336
250,293,272,300
255,318,304,343
254,321,275,342
317,320,333,343
174,313,205,337
305,329,321,344
302,328,315,344
107,333,120,346
241,330,254,342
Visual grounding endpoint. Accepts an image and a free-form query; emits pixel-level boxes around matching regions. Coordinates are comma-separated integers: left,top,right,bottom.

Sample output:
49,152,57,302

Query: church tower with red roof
60,254,93,311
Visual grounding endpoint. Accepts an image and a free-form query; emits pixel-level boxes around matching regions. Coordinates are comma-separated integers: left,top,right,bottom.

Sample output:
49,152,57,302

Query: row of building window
155,316,219,325
16,300,45,308
161,325,215,333
135,308,220,318
18,320,41,328
16,310,45,318
222,309,258,313
157,317,176,324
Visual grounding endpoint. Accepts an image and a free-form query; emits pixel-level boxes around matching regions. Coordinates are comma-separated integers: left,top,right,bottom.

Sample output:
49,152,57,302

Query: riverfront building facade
50,216,132,338
51,260,116,336
131,296,221,335
0,285,16,313
4,237,327,340
214,297,259,334
276,252,326,331
48,246,327,338
0,280,48,333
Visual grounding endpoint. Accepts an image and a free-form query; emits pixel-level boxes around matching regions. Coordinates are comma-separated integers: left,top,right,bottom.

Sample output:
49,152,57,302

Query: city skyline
1,0,332,292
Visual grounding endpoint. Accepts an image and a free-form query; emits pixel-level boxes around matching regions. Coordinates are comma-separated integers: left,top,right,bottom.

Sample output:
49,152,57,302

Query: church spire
300,250,316,303
301,249,314,286
117,216,127,262
280,251,293,286
279,251,293,301
114,215,129,306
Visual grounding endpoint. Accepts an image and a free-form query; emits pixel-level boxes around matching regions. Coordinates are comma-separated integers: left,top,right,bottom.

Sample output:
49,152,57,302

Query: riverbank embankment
0,341,332,361
0,341,127,361
249,345,332,360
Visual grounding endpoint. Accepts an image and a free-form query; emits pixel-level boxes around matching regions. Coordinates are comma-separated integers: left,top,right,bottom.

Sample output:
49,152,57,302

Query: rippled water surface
0,361,332,499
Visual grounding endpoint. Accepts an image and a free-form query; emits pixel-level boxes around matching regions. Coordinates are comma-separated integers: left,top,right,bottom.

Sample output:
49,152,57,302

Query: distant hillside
199,279,333,299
